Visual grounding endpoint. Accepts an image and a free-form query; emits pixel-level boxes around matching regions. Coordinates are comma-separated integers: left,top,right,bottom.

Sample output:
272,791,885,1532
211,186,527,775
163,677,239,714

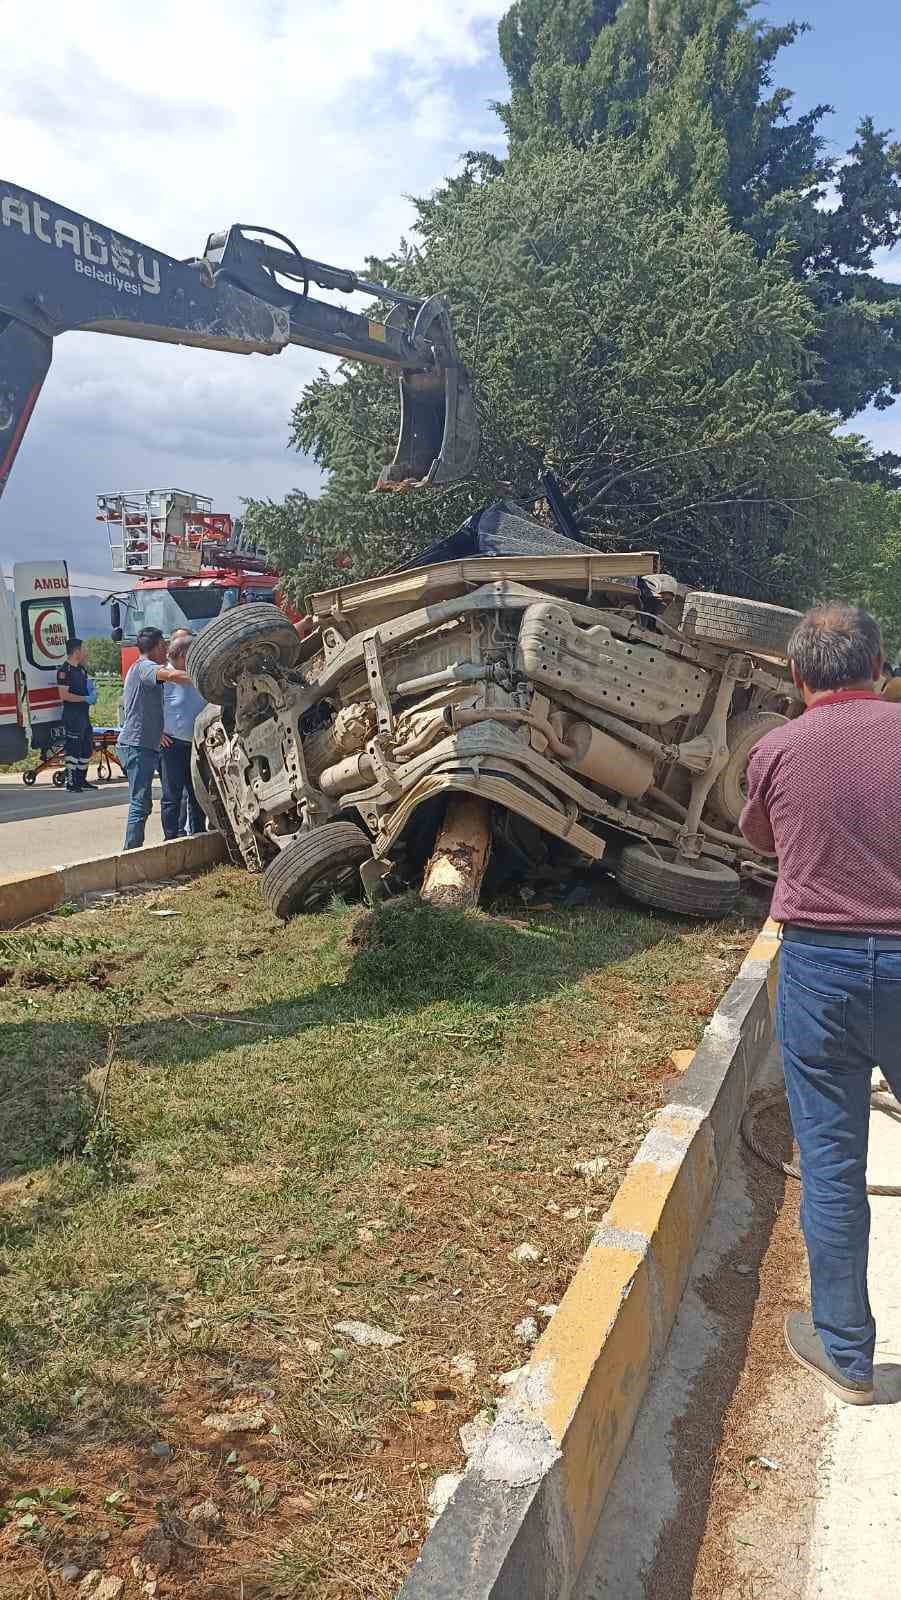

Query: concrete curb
0,832,229,927
399,918,781,1600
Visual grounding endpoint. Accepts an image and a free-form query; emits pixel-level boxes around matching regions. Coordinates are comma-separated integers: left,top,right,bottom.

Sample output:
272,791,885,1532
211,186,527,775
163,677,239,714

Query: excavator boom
0,181,478,499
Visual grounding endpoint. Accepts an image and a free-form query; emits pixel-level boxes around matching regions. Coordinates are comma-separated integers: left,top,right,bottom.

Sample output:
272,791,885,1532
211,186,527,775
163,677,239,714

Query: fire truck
97,489,286,673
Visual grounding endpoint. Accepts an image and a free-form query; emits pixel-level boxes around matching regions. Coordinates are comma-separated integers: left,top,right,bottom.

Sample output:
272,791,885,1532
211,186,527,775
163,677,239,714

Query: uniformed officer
56,637,96,792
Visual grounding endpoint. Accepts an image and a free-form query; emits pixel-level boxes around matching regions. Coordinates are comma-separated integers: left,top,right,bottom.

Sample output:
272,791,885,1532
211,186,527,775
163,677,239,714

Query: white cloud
839,408,901,455
872,248,901,287
1,0,508,568
4,0,508,263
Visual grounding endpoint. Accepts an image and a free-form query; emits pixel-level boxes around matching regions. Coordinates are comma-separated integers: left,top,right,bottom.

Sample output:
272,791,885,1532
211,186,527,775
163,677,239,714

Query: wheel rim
221,646,283,693
716,714,787,822
300,858,364,911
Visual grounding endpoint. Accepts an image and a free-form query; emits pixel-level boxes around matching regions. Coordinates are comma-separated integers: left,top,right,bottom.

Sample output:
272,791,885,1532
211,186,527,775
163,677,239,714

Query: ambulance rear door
13,561,76,744
0,575,27,763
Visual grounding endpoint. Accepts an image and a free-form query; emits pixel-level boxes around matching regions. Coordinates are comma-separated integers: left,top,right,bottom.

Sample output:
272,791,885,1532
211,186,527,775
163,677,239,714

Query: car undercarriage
188,507,802,920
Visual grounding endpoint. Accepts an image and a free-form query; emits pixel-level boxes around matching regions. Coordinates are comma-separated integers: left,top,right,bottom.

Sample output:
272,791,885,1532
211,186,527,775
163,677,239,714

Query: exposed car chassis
188,539,801,920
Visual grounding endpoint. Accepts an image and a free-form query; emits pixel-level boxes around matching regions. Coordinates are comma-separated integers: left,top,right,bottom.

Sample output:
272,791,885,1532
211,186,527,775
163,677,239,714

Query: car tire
708,711,788,826
616,843,740,917
682,592,802,659
262,823,372,920
186,604,302,704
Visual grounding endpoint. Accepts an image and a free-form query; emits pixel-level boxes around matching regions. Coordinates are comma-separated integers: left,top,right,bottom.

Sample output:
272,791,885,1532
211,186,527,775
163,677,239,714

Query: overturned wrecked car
187,505,802,920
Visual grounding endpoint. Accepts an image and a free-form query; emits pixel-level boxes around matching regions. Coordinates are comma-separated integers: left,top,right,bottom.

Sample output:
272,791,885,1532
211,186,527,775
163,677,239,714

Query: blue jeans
116,743,159,851
159,738,206,840
777,934,901,1384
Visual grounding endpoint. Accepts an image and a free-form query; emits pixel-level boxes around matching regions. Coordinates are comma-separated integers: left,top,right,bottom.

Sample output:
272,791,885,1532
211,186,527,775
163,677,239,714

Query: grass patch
0,868,756,1596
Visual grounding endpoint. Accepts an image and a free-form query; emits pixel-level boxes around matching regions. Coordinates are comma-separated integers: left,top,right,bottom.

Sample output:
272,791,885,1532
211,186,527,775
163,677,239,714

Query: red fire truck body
97,490,290,671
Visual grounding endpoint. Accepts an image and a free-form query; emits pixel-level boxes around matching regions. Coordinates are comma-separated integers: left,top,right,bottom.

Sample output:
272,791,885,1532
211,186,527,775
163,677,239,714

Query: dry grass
0,867,755,1598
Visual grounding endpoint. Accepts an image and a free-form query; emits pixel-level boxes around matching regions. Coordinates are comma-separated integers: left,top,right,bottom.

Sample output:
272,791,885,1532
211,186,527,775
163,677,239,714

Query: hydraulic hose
741,1087,901,1197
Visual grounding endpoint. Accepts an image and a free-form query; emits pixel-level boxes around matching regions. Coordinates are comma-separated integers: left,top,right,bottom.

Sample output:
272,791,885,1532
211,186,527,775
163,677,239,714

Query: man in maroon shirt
741,602,901,1405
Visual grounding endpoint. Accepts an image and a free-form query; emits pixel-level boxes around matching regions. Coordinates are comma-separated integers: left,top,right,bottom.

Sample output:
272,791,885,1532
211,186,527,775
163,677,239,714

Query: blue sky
761,0,901,457
762,0,898,152
1,0,898,590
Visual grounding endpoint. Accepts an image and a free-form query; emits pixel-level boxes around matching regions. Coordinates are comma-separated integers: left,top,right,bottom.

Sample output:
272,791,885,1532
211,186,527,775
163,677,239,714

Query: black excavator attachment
0,183,479,500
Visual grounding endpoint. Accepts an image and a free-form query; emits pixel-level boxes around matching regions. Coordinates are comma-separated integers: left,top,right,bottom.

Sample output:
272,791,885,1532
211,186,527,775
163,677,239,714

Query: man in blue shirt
116,627,192,850
160,630,207,839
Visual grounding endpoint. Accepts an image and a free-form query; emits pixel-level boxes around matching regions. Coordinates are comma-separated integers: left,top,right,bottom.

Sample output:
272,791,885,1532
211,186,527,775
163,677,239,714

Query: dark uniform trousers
64,717,93,789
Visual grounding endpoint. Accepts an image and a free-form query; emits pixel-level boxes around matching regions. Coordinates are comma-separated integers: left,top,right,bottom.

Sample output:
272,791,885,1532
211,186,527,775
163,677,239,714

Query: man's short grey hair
788,602,883,692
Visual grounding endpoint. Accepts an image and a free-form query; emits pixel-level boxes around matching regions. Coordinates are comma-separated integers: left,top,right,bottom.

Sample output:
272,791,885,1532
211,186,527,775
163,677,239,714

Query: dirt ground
0,867,755,1600
687,1192,827,1597
657,1096,827,1600
683,1092,901,1600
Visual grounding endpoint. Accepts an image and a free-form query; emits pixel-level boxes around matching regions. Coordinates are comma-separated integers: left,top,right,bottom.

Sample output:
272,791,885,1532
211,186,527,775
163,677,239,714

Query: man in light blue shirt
160,630,208,839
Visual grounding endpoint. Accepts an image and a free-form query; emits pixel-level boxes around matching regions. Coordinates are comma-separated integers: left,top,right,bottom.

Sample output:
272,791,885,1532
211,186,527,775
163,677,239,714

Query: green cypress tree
246,142,850,608
496,0,901,418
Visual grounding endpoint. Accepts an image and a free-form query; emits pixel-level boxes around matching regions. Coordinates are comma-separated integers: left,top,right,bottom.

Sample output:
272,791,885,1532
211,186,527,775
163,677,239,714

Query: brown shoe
784,1312,874,1406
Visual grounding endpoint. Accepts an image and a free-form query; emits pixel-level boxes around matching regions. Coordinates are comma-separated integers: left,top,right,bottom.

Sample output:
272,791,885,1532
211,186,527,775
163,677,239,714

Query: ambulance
0,561,75,764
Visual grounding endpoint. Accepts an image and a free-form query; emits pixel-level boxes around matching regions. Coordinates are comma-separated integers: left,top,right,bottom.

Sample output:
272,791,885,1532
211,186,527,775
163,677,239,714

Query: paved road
0,773,163,873
802,1094,901,1600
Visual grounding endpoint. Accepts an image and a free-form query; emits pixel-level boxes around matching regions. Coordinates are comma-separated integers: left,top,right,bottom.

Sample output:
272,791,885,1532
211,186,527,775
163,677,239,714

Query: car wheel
616,843,740,917
262,823,372,920
682,592,802,658
708,711,788,826
186,604,302,704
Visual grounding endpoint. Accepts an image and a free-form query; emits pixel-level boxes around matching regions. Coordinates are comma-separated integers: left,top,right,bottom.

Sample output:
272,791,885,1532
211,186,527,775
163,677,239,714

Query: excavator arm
0,181,478,500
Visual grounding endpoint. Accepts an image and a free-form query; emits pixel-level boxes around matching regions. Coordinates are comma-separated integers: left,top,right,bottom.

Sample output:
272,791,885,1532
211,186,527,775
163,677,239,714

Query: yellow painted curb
669,1048,696,1073
401,919,783,1600
746,915,781,1014
537,1242,652,1563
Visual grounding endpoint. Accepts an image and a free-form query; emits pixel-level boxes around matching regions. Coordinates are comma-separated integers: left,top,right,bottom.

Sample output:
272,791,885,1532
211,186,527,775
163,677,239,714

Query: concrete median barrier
400,920,781,1600
0,831,228,927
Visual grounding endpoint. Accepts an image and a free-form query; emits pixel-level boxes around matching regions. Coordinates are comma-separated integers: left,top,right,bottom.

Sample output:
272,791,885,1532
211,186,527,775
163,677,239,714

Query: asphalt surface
802,1095,901,1599
0,772,163,872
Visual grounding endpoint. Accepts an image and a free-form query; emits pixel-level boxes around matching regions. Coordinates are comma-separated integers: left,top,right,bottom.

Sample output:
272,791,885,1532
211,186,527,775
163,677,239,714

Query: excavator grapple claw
377,295,479,490
0,180,479,503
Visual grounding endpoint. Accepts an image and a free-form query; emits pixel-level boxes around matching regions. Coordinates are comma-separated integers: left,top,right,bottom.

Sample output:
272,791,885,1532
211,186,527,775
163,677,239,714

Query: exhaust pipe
318,751,376,798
